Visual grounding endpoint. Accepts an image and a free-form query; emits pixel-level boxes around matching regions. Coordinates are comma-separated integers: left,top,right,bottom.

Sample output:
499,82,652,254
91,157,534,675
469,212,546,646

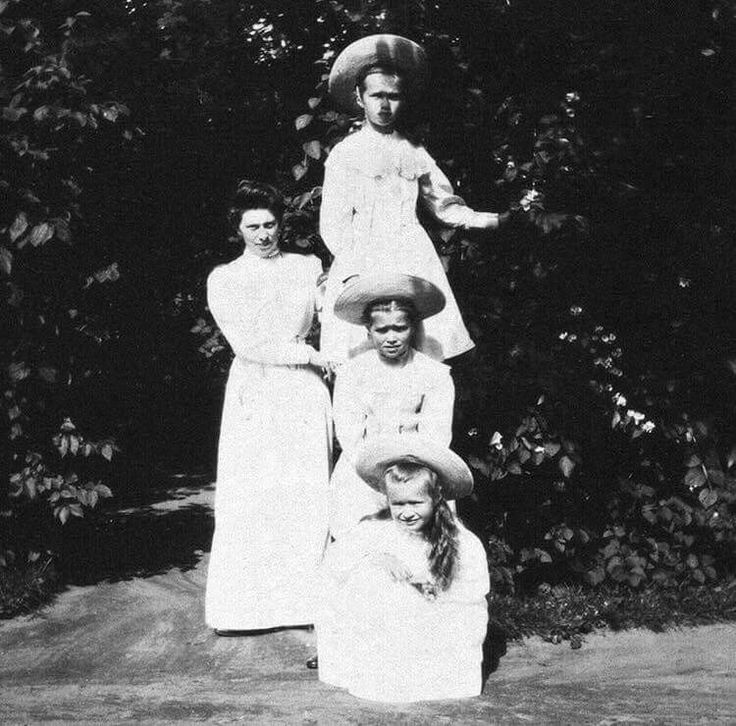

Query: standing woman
320,34,509,363
205,181,332,633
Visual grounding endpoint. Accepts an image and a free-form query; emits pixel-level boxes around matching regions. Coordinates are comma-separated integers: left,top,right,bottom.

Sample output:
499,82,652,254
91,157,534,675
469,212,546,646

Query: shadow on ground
58,481,214,586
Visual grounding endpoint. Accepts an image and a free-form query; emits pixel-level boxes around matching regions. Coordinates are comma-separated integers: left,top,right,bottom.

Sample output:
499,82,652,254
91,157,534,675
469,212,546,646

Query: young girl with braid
317,436,489,702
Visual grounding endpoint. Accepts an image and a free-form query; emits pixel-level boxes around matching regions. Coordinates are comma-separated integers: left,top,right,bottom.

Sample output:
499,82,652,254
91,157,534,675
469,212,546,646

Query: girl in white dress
205,181,332,633
320,34,509,363
317,436,490,702
328,273,455,538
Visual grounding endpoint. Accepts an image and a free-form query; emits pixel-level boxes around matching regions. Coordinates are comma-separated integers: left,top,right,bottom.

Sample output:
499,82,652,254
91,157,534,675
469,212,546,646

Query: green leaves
295,113,313,131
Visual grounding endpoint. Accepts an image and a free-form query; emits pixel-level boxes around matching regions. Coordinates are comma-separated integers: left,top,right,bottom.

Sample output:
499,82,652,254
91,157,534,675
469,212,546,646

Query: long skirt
205,359,332,630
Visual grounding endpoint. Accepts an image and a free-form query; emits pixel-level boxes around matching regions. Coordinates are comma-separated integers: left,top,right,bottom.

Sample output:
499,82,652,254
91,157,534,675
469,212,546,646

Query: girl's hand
467,211,511,230
371,553,413,583
410,581,439,601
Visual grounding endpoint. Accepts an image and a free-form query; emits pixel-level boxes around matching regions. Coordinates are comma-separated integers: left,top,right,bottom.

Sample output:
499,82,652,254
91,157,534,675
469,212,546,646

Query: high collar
240,247,282,262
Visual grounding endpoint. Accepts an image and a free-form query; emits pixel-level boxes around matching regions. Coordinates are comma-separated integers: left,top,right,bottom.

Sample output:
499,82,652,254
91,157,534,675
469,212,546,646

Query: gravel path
1,486,735,724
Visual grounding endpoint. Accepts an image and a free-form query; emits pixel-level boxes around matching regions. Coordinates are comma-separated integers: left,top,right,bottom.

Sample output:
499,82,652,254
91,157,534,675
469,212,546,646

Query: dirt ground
1,486,735,725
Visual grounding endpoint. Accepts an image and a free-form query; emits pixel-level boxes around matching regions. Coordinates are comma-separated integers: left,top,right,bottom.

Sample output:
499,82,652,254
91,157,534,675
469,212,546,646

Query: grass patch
489,580,736,643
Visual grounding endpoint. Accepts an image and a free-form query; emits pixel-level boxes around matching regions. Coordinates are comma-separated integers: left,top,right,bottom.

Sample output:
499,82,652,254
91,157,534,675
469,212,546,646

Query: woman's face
367,308,414,362
385,476,434,534
356,72,404,134
239,208,280,258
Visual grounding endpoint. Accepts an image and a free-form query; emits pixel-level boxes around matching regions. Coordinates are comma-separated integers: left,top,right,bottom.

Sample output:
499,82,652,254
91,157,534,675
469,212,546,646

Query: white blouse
320,125,488,260
207,250,322,366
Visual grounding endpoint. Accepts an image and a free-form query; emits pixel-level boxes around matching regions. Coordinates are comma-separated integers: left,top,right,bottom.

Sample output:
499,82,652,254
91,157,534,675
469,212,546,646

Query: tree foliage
1,0,735,596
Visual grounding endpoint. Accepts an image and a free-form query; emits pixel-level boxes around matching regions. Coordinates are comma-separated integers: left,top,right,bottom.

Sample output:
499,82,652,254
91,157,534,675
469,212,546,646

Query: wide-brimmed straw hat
355,435,474,500
328,34,428,113
333,272,445,326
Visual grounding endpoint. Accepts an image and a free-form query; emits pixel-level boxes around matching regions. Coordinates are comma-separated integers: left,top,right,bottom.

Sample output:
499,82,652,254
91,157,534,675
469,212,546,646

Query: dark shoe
306,654,319,670
215,629,243,637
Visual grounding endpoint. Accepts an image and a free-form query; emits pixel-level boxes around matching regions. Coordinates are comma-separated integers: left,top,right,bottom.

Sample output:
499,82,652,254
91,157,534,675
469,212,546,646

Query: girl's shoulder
407,350,453,391
454,521,488,561
327,127,435,179
410,349,451,377
338,348,379,376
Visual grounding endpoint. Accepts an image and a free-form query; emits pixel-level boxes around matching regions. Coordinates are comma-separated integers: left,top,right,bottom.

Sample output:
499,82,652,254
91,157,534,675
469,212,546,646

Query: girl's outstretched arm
418,156,509,231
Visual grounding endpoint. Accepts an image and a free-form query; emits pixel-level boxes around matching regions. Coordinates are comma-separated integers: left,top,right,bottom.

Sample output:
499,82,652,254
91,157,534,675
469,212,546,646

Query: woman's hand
307,347,336,381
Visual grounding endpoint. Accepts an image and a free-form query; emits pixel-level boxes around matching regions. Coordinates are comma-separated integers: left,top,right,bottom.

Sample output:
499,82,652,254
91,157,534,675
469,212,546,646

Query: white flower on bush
490,431,504,450
641,421,655,433
613,392,627,407
627,409,646,424
519,188,542,211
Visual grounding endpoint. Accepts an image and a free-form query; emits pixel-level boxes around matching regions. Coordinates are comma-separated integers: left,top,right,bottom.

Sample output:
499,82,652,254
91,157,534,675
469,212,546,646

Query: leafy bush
1,2,127,578
286,0,736,594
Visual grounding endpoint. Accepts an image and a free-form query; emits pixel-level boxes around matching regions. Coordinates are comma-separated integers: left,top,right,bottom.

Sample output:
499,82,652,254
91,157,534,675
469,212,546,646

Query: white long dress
320,125,486,362
329,348,454,538
317,518,490,702
204,250,332,630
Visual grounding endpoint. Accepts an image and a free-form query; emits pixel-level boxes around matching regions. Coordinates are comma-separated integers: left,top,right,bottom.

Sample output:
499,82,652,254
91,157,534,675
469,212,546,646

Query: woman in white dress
328,273,456,539
205,181,332,633
320,34,509,363
317,436,490,702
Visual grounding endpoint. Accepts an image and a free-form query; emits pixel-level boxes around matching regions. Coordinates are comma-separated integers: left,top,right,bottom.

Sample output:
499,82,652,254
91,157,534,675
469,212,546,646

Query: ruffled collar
335,125,431,180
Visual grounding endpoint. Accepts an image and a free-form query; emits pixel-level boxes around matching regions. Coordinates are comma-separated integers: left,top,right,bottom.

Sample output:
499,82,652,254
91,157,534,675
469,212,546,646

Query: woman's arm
207,267,313,366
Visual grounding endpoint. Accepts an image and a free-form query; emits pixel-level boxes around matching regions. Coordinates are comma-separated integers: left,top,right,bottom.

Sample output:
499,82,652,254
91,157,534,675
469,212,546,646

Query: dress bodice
207,251,322,366
333,349,454,459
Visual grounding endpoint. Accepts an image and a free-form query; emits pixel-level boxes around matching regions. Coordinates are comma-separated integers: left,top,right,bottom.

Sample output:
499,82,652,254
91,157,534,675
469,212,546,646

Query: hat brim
355,435,474,501
333,273,446,326
328,34,428,113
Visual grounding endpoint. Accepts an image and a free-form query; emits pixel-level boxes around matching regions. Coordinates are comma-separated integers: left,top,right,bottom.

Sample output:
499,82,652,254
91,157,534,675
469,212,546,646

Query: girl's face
367,309,413,362
239,208,280,258
356,72,404,134
385,476,434,534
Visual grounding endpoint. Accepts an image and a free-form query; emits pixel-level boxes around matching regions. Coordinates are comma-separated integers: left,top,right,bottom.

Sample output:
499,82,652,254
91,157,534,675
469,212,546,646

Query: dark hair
356,63,404,94
228,180,286,231
382,462,459,592
361,298,419,328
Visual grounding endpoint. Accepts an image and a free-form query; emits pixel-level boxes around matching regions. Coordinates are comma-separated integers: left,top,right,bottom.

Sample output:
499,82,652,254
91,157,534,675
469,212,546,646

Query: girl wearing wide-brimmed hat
320,34,509,364
327,272,456,538
317,435,490,702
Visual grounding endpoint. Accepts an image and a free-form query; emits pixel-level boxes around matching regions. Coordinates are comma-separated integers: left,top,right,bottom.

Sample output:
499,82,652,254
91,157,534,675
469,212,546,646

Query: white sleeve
417,368,455,446
319,149,354,257
417,153,477,227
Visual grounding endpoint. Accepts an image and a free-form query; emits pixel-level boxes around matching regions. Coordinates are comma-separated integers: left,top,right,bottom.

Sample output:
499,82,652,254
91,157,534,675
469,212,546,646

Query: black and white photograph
1,1,735,723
